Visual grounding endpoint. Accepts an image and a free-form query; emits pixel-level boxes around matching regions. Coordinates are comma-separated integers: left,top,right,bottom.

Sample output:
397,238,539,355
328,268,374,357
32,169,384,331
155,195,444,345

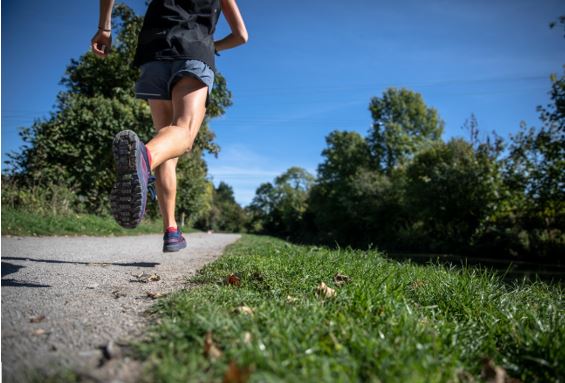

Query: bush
1,176,83,216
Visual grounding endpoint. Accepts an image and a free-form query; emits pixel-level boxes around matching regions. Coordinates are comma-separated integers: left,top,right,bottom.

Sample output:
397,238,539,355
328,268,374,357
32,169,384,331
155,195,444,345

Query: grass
136,235,564,383
1,207,166,236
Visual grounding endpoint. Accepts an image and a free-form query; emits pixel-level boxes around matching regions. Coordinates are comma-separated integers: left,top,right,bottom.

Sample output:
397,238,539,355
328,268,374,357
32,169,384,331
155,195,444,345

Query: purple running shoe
110,130,152,228
163,227,187,253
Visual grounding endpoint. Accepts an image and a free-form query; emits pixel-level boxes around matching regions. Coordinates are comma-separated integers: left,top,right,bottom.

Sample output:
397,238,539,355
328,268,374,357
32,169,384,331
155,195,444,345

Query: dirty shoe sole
110,130,146,228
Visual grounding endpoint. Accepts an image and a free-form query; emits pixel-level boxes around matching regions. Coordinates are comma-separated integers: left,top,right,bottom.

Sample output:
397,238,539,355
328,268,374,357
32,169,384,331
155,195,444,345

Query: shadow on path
1,279,51,288
2,257,159,268
1,261,25,277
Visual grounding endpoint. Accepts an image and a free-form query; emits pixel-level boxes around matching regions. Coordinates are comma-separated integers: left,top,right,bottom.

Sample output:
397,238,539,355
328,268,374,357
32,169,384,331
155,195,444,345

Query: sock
166,226,178,233
145,145,153,169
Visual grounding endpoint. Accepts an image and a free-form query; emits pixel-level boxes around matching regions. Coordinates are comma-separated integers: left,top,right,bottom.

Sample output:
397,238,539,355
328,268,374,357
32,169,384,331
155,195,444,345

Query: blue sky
2,0,564,205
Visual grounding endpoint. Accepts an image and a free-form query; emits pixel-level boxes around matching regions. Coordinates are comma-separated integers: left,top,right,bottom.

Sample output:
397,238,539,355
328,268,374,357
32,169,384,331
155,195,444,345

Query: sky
2,0,564,205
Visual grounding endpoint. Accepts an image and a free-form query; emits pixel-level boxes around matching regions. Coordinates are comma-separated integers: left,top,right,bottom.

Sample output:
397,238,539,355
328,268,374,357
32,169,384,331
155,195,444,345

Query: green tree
499,70,565,258
405,138,504,252
367,88,444,173
197,181,247,232
308,131,372,245
249,167,314,237
6,3,232,221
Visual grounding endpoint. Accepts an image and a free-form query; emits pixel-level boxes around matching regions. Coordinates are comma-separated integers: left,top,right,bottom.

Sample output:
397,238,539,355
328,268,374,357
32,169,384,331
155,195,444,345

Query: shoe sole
110,130,143,228
163,240,187,253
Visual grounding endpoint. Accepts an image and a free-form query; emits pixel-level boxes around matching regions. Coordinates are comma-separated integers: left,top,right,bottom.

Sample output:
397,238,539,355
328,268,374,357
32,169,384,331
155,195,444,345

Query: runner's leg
147,100,179,231
145,77,208,170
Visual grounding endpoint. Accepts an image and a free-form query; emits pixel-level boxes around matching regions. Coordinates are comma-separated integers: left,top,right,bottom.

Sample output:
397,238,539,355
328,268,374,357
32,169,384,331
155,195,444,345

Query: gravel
1,232,240,382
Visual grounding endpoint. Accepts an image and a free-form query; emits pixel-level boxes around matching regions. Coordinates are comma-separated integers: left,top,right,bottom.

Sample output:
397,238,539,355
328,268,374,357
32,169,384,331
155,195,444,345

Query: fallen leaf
286,295,298,303
243,332,252,344
32,328,47,336
223,361,253,383
334,273,351,286
411,280,425,289
227,273,241,286
131,272,161,283
146,291,164,299
148,273,161,282
30,315,46,323
316,282,336,298
204,331,223,361
235,306,254,315
481,358,522,383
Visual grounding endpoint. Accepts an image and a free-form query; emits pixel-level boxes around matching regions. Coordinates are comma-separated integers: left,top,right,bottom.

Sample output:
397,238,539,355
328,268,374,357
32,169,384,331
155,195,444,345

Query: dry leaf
333,273,351,286
146,291,164,299
243,332,252,344
148,273,160,282
32,328,47,336
30,315,46,323
235,306,254,315
227,273,241,286
316,282,336,298
223,361,253,383
481,358,522,383
131,272,161,283
286,295,298,303
204,331,223,361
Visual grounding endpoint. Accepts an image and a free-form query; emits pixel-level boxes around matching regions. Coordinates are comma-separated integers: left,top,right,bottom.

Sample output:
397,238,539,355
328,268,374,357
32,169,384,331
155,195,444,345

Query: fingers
91,41,107,57
90,32,112,57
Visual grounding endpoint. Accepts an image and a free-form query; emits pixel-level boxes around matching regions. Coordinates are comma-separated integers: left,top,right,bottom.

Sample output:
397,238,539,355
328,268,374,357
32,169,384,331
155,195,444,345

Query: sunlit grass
138,235,564,383
1,208,165,236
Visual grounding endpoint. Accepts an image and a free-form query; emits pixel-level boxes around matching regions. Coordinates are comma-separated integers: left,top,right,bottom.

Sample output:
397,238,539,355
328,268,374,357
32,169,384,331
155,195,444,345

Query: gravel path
1,233,240,382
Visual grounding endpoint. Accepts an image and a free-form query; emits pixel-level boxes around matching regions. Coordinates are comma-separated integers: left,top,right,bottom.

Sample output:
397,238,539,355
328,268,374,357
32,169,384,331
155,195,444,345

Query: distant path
1,233,241,382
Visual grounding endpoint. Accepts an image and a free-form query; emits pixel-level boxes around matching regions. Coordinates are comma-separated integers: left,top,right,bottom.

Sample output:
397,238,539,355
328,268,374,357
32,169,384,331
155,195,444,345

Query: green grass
136,235,564,383
1,208,165,236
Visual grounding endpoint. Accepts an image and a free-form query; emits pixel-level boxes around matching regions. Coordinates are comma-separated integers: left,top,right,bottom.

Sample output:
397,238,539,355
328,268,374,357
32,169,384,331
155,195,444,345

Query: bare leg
147,100,178,230
145,77,208,170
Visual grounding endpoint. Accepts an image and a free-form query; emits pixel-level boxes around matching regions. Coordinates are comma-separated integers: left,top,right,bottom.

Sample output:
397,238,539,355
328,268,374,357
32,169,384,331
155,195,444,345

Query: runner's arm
215,0,248,52
91,0,115,58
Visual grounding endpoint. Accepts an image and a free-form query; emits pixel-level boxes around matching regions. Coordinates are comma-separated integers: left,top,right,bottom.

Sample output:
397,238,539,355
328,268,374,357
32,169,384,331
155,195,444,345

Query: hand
91,30,112,57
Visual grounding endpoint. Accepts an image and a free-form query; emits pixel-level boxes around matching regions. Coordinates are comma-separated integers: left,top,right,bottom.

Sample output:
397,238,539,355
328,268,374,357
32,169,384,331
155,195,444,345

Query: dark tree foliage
6,3,232,220
248,167,314,238
196,181,247,233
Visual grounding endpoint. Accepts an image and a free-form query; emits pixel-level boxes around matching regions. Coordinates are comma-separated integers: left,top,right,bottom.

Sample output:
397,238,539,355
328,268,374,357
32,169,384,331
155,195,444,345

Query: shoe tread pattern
110,130,143,228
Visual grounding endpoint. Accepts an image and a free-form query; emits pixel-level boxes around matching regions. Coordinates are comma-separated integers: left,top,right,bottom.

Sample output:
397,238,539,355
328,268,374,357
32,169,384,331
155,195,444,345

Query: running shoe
163,227,187,252
110,130,151,228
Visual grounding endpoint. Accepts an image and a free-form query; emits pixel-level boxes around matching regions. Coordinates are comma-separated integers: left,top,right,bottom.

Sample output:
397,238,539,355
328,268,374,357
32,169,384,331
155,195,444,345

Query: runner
91,0,248,252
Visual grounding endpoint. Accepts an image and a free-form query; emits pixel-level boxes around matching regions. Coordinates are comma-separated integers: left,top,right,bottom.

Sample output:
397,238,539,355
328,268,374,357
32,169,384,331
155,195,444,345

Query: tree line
246,80,564,261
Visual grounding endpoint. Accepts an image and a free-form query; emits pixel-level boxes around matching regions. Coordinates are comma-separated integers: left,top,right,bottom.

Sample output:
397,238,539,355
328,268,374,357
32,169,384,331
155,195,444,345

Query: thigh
171,76,208,127
148,100,173,131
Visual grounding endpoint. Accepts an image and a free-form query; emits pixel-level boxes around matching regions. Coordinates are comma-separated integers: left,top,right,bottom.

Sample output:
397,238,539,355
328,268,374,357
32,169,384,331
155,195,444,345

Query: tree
197,181,247,232
367,88,444,173
405,138,504,252
248,167,314,237
499,70,565,258
6,3,232,220
308,131,372,245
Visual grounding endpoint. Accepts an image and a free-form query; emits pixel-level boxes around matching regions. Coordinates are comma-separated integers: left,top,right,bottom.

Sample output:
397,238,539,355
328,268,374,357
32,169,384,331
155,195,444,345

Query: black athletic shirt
133,0,221,71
